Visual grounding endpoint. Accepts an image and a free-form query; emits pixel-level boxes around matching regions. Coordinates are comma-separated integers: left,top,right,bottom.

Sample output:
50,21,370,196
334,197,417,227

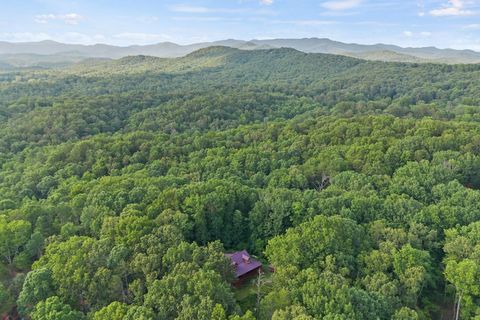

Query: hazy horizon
1,0,479,50
1,37,480,53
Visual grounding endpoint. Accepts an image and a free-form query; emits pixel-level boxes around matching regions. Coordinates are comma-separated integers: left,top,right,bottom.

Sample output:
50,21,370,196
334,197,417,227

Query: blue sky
1,0,479,50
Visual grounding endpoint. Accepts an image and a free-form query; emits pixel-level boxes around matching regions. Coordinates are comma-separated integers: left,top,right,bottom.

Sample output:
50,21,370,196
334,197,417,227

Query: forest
1,47,480,319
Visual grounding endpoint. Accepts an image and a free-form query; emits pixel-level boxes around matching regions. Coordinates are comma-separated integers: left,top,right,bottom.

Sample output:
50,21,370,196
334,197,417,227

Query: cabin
226,250,262,286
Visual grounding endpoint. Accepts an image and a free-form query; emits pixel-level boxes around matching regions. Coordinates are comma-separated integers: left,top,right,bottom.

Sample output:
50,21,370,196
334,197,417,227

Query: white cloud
429,0,475,16
169,4,275,15
464,23,480,29
403,31,432,38
321,0,362,11
260,0,274,4
417,0,426,16
35,13,84,25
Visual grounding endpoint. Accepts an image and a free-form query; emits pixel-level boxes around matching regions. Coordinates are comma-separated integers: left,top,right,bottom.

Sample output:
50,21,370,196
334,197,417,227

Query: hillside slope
1,48,480,319
1,38,480,66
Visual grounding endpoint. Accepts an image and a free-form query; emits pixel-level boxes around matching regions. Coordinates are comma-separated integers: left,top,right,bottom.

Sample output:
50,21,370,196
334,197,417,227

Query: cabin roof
225,250,262,278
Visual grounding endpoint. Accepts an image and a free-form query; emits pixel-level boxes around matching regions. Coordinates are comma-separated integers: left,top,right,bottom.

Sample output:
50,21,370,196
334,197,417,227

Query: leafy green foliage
31,296,85,320
0,48,480,319
444,222,480,318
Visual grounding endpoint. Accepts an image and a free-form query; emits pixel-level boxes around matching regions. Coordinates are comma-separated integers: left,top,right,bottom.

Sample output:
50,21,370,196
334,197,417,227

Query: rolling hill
1,46,480,319
1,38,479,70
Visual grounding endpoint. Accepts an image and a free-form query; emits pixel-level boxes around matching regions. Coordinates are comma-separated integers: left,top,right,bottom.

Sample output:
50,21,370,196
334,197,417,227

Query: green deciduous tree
0,216,31,265
31,296,84,320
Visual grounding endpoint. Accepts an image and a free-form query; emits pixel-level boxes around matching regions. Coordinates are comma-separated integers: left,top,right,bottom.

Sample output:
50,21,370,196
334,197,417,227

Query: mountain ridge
1,38,479,67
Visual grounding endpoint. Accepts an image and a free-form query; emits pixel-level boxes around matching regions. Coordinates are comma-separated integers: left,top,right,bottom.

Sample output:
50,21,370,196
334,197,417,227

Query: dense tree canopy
1,47,480,319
